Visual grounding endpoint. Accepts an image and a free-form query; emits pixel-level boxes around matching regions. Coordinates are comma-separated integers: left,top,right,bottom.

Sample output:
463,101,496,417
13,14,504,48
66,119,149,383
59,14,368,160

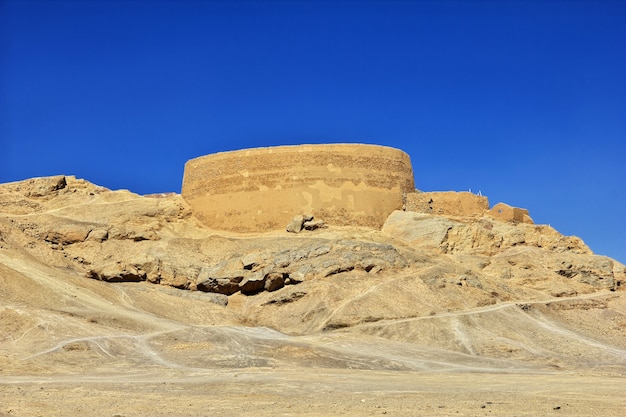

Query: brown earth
0,175,625,416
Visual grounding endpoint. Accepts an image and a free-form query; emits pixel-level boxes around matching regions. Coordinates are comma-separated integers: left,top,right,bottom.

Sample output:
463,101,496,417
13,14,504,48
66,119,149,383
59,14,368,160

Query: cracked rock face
0,176,624,318
382,210,617,292
1,177,623,301
82,236,416,298
0,176,418,298
194,239,415,296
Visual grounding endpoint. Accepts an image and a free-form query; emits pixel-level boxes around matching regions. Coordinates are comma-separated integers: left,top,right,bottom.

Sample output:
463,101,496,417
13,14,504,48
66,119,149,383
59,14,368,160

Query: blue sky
1,0,625,262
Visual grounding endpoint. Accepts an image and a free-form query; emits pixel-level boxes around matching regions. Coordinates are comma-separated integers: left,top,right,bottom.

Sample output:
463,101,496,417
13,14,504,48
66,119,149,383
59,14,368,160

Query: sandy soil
2,371,624,416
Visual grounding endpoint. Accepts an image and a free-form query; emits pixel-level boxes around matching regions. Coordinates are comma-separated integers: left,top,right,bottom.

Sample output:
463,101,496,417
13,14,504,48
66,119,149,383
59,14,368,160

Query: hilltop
0,174,624,416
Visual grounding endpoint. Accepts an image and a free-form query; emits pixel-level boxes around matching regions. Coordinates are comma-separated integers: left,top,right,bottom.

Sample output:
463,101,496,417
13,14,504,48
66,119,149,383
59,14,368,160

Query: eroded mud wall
182,144,415,232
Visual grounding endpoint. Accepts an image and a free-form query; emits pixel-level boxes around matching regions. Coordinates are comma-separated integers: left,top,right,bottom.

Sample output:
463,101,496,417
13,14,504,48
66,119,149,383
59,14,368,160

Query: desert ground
1,176,624,416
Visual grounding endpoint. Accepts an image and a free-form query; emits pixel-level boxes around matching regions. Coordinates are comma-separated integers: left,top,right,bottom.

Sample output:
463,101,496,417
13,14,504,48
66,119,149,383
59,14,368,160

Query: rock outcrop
382,210,619,292
1,175,622,303
286,214,326,233
195,239,410,295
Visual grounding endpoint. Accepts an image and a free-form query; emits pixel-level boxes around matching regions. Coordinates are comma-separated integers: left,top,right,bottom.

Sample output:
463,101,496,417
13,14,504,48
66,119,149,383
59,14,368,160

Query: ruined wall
404,191,490,217
488,202,534,224
404,192,534,224
182,144,415,232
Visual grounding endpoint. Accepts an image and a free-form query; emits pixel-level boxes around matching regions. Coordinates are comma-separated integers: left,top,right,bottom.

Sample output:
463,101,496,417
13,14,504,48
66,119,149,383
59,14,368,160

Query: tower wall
181,144,415,232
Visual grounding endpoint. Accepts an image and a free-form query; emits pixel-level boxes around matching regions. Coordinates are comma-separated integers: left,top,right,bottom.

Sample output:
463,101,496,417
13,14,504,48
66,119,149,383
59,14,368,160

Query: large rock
286,214,313,233
239,269,268,295
87,262,146,282
383,210,589,256
26,175,67,197
382,210,460,248
196,260,246,295
440,219,590,255
44,222,93,245
190,238,414,296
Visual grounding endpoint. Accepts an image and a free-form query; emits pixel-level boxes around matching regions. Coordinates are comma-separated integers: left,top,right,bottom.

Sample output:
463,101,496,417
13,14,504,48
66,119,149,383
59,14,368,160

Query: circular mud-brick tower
181,144,415,232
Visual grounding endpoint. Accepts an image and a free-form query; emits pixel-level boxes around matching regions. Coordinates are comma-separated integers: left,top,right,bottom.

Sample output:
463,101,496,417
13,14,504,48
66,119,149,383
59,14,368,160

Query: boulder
108,224,160,241
286,214,314,233
264,272,286,292
87,263,146,282
158,263,199,289
26,175,67,197
196,260,246,295
86,228,108,242
44,223,92,245
241,252,267,271
382,210,460,248
239,269,268,295
303,219,326,231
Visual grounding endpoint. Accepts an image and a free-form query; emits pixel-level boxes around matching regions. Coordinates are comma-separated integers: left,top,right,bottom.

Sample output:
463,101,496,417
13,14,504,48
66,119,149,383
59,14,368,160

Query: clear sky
1,0,625,262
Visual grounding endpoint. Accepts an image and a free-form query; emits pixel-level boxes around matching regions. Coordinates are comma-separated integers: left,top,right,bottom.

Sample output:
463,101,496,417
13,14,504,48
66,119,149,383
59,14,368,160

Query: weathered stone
264,272,285,292
87,263,145,282
196,277,242,295
303,220,326,231
358,258,388,273
43,222,93,245
439,219,591,255
382,211,460,248
321,263,355,277
286,214,315,233
286,215,306,233
196,260,246,295
307,244,332,258
86,228,108,242
156,286,229,306
239,270,267,295
26,175,67,197
553,255,617,291
241,252,267,271
262,290,307,306
288,265,311,283
158,263,199,289
108,225,159,241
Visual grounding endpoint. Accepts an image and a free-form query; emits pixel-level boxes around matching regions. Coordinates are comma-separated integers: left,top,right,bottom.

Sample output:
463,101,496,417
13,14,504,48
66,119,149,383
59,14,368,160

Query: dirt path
349,290,619,329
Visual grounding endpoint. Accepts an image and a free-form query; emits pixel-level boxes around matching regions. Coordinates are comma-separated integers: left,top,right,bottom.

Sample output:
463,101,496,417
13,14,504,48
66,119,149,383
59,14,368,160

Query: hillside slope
1,176,624,416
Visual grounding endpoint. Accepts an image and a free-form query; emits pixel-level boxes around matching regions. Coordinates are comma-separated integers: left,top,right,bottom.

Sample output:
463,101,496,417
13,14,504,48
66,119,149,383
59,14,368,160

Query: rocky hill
1,175,624,416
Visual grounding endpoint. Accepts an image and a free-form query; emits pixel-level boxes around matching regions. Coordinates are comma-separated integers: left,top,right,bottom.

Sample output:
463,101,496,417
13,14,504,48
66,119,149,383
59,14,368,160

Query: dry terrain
1,176,625,416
